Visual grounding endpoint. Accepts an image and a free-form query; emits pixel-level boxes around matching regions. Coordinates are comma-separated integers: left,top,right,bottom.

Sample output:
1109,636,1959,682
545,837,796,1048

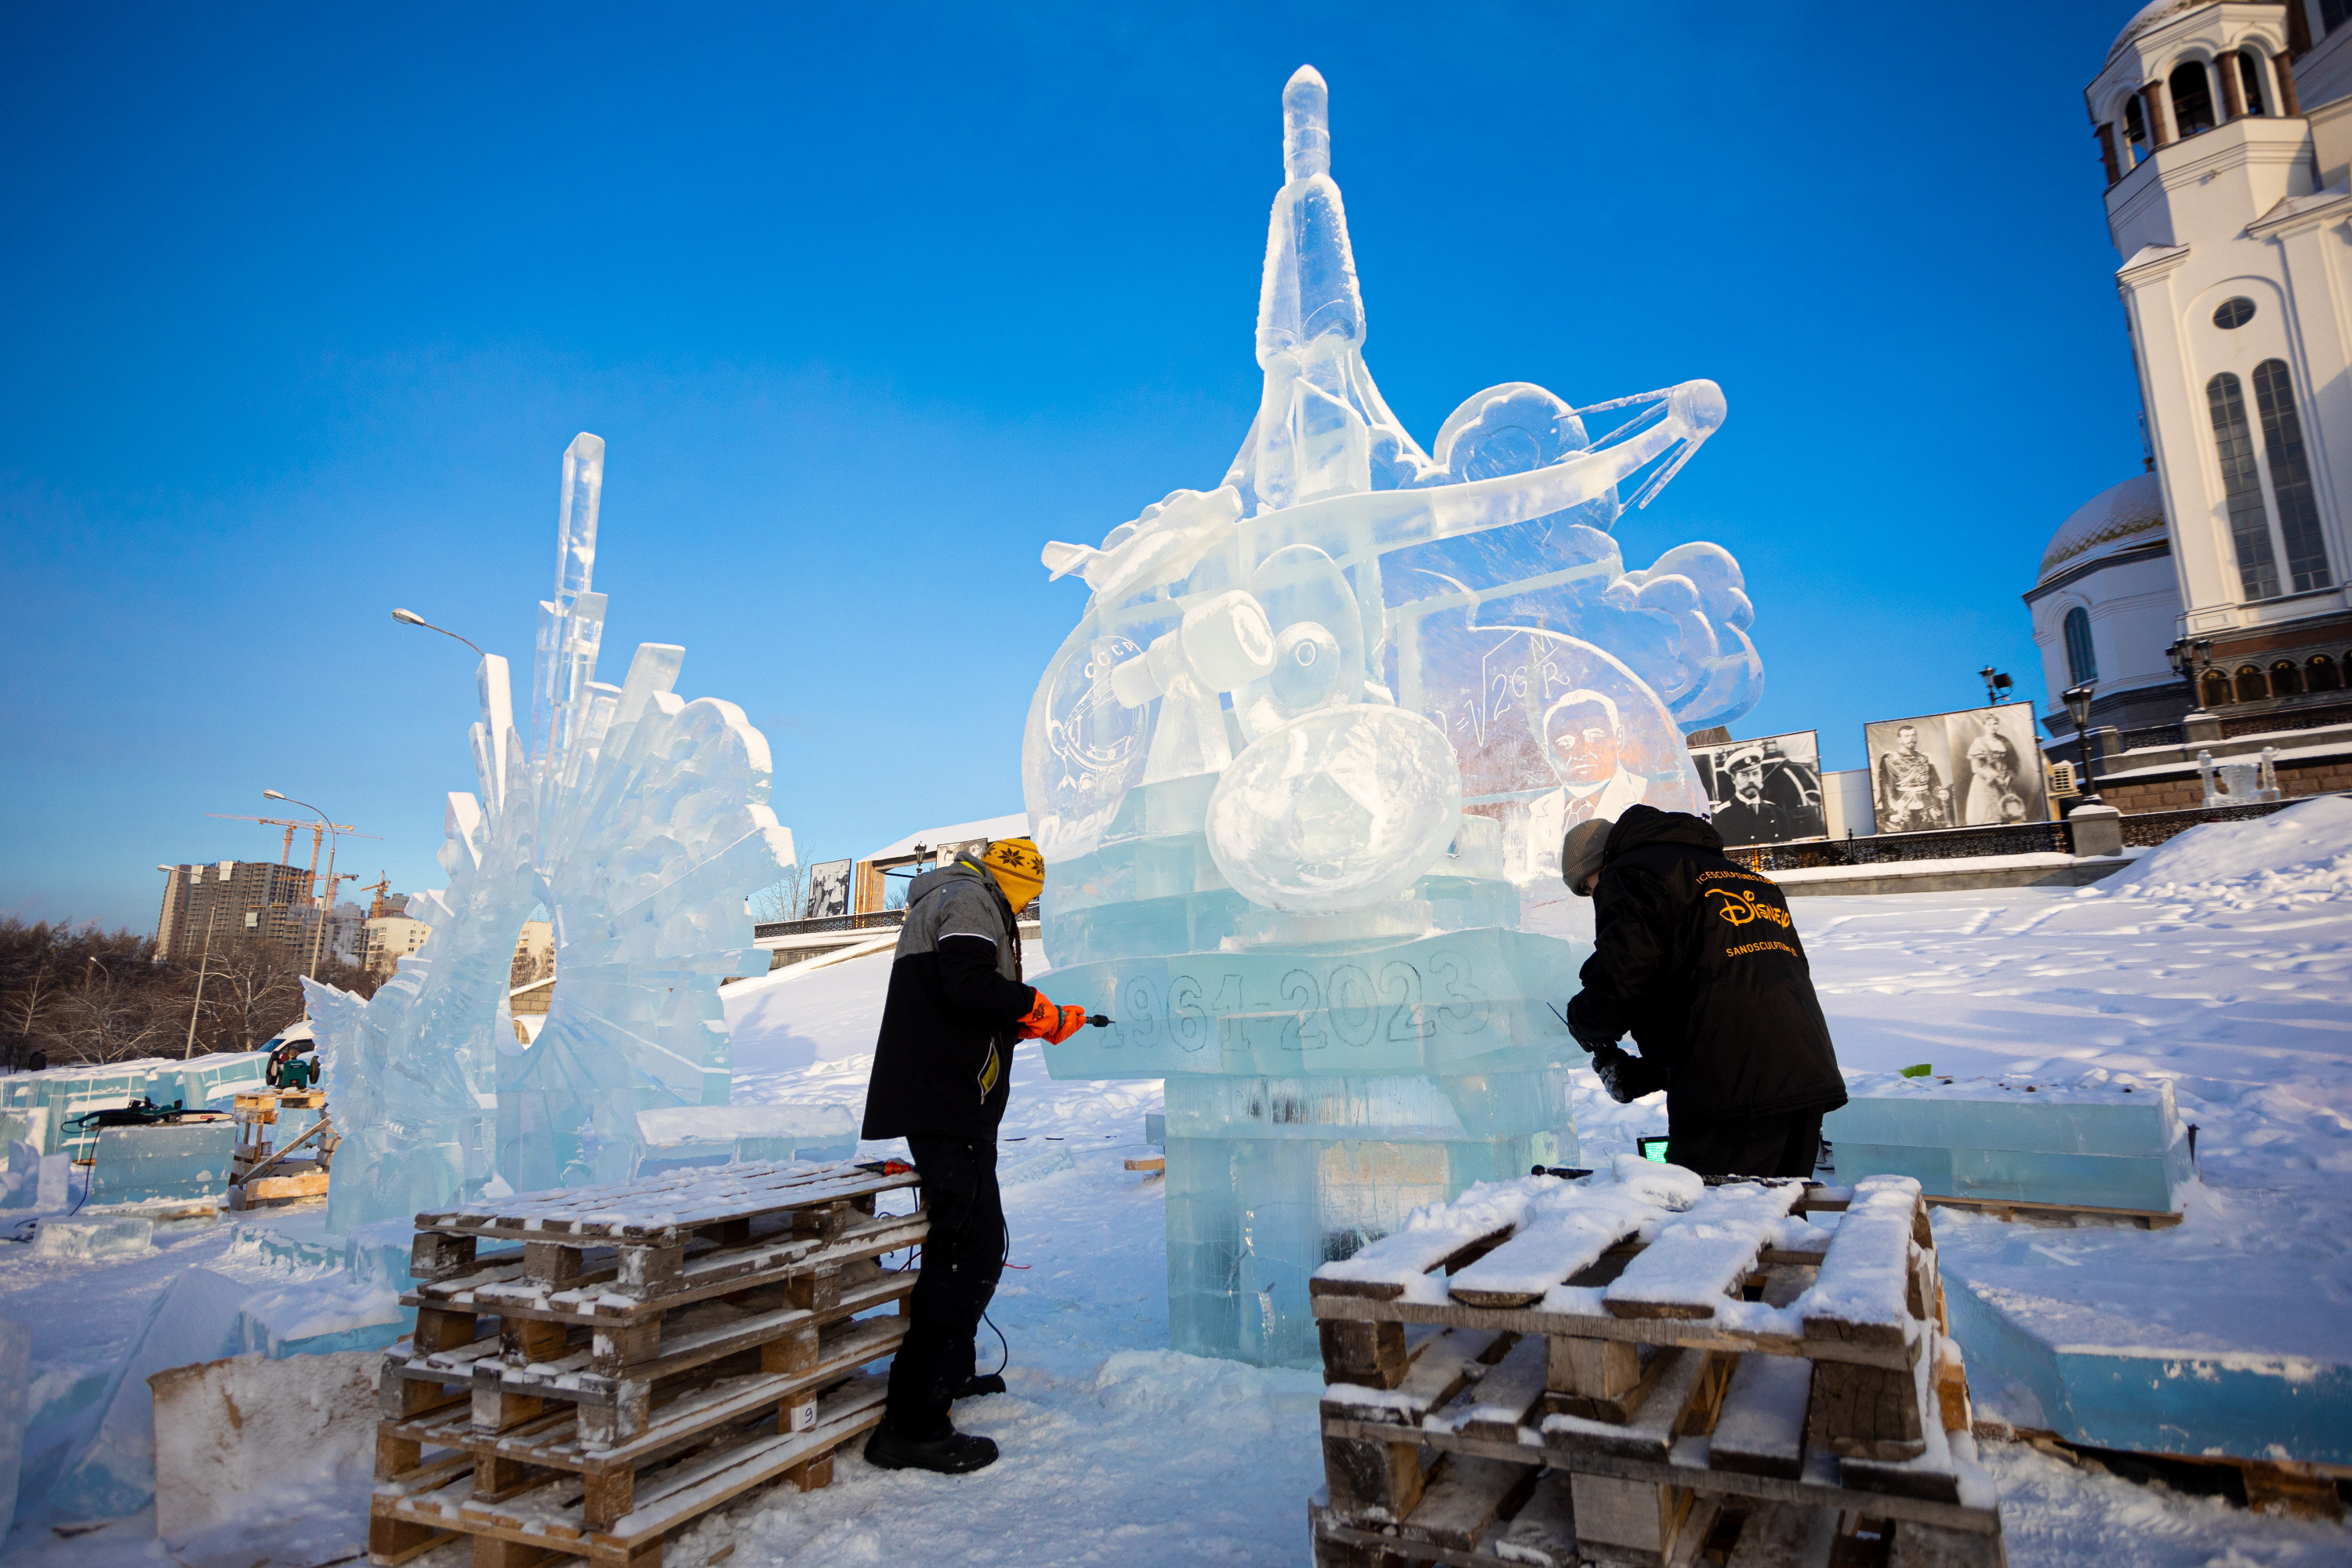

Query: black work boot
864,1425,1000,1474
953,1374,1007,1399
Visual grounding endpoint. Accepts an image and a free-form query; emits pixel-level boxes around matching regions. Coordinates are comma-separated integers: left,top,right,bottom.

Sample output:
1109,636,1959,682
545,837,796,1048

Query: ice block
83,1121,238,1210
1824,1073,2189,1214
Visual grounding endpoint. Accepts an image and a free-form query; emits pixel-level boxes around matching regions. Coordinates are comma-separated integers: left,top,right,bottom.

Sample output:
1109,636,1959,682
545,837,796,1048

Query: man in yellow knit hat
861,836,1084,1475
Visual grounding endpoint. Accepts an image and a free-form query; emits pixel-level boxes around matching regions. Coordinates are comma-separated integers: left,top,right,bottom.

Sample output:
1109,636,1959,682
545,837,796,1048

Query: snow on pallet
1308,1167,2002,1568
369,1159,925,1568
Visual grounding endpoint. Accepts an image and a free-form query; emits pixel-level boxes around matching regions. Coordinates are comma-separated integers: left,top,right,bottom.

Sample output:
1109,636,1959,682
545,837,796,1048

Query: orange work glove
1015,990,1060,1041
1044,1004,1087,1045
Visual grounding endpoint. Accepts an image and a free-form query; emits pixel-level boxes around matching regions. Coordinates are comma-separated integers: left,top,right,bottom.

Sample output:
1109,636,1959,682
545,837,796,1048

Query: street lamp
2165,636,2216,711
265,790,341,980
391,608,487,660
2061,684,2104,811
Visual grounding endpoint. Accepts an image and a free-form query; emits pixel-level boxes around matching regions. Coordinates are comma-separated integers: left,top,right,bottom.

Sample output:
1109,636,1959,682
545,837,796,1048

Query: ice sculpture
1026,67,1762,1366
310,434,794,1232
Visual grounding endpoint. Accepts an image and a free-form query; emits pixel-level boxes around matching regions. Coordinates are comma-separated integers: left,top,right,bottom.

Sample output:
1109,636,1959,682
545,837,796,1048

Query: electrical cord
979,1212,1011,1379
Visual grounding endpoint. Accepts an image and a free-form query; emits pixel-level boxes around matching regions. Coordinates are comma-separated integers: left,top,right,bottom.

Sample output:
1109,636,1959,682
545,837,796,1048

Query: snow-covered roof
2108,0,2208,62
863,811,1029,862
2039,471,2167,585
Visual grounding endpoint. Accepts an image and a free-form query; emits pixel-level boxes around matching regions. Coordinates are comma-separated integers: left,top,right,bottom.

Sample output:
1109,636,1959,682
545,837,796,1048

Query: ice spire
1236,64,1416,514
530,433,609,775
1282,64,1330,180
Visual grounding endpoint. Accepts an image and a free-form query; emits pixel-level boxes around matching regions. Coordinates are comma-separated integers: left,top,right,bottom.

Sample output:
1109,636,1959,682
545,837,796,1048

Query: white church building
2029,0,2352,743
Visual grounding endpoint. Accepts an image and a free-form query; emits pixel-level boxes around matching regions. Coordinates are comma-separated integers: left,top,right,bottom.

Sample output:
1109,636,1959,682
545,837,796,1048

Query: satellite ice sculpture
309,434,794,1233
1027,67,1761,1365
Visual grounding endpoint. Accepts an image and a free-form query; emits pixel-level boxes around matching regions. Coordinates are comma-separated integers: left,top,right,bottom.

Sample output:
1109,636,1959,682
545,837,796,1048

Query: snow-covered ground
5,800,2350,1566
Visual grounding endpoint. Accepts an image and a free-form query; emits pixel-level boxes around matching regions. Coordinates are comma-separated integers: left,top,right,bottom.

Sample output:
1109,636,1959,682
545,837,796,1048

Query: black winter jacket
860,856,1040,1142
1565,805,1846,1130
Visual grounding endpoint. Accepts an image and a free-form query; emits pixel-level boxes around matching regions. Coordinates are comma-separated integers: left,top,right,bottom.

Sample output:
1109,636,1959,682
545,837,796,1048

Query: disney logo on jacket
1704,886,1791,929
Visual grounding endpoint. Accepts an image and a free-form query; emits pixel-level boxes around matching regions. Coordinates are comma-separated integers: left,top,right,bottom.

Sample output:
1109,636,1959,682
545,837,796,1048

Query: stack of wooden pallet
368,1160,927,1568
230,1088,332,1208
1307,1170,2005,1568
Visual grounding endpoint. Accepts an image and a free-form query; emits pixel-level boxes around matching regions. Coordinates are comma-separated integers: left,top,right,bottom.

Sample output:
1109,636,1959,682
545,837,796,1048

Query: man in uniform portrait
1876,723,1951,833
1710,744,1791,846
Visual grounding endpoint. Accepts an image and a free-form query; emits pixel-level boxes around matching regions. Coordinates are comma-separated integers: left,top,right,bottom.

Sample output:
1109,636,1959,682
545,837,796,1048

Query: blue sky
2,2,2147,932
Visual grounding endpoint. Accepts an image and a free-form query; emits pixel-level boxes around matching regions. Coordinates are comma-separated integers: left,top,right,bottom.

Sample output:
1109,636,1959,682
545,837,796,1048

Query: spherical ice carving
1205,705,1462,913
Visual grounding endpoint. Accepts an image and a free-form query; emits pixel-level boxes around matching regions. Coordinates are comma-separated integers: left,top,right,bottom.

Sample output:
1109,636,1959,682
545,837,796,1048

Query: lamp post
2165,636,2217,711
2062,684,2104,811
391,608,486,660
266,790,340,980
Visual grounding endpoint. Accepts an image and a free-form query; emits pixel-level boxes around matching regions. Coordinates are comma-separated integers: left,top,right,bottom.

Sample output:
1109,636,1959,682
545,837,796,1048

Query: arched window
2239,51,2268,114
2170,62,2216,135
2063,607,2099,685
2202,670,2234,706
2208,372,2282,599
2271,659,2306,696
2125,93,2151,163
2236,663,2270,702
2310,654,2343,692
2251,359,2335,593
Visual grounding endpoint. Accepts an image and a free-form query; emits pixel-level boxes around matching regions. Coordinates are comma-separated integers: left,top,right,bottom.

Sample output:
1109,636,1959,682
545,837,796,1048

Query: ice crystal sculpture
310,434,794,1233
1026,67,1760,1365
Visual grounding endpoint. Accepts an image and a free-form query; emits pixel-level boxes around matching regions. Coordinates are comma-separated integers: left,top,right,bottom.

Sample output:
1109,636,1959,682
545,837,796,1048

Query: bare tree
201,940,306,1054
49,956,176,1064
750,859,812,925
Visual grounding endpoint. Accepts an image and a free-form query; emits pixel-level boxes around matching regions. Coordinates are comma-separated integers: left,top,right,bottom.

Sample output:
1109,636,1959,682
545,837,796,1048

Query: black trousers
884,1134,1004,1439
1667,1107,1826,1180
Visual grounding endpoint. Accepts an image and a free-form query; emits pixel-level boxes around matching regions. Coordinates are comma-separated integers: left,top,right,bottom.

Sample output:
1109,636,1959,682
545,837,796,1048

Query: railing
1727,821,2069,873
2219,702,2352,739
1724,794,2333,871
2116,797,2307,848
2114,722,2186,751
753,910,907,942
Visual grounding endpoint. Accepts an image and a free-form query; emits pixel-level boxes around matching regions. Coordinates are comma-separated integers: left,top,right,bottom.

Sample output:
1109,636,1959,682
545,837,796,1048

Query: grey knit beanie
1563,818,1615,895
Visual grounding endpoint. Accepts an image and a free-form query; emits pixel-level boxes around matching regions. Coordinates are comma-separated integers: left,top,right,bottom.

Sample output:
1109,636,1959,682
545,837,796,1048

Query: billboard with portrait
1691,730,1825,846
804,858,854,919
1864,702,2046,833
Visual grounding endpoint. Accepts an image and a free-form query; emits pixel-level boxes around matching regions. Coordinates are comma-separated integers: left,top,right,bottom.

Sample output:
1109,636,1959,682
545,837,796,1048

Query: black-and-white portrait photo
804,858,854,919
1864,702,2045,833
1691,731,1825,846
931,837,990,871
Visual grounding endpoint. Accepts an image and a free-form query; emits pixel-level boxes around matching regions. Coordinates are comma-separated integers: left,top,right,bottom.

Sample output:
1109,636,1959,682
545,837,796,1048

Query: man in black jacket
861,837,1086,1475
1562,805,1846,1178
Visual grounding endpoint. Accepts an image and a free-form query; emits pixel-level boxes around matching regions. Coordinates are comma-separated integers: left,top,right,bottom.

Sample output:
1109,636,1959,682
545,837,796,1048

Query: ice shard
1026,67,1762,1366
310,434,794,1232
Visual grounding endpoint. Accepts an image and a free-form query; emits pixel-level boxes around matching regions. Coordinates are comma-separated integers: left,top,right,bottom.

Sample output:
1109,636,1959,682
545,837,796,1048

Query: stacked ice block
1044,776,1584,1367
1823,1073,2190,1214
0,1054,267,1160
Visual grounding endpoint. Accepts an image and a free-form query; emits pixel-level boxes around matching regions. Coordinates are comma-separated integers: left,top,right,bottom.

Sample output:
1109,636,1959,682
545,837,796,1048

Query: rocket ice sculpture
1025,67,1762,1364
308,434,794,1232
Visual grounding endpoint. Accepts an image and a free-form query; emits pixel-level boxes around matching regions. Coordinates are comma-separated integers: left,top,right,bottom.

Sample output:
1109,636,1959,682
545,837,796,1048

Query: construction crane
356,873,397,919
206,814,381,905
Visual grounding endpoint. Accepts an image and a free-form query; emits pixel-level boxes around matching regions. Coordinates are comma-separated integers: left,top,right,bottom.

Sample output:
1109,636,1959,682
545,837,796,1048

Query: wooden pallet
1308,1174,2005,1568
1918,1194,2181,1231
368,1160,926,1567
1974,1419,2346,1521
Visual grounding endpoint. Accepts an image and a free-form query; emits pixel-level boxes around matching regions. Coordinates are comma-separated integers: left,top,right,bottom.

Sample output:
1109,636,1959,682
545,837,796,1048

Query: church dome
2039,471,2167,584
2109,0,2207,61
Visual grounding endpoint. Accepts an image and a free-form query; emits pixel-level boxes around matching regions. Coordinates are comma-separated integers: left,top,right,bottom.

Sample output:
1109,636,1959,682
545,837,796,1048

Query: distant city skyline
2,2,2147,929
